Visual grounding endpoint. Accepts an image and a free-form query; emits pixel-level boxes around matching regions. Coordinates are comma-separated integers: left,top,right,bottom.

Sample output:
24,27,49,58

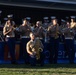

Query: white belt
6,35,15,38
36,37,43,39
65,37,74,39
21,36,30,38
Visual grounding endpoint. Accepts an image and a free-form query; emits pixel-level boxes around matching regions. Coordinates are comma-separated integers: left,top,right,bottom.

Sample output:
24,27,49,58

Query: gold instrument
54,24,60,39
31,39,43,60
55,32,59,39
32,47,43,60
38,47,43,52
62,26,75,38
48,24,59,39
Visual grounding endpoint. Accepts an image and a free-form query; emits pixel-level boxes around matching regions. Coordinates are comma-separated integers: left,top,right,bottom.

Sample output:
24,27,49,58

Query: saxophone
31,39,43,60
35,47,43,60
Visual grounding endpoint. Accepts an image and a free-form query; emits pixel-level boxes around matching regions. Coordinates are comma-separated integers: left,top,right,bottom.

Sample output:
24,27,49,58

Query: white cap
36,21,40,24
43,17,48,19
4,17,8,21
7,14,13,18
61,19,66,22
66,16,69,19
26,17,31,20
4,18,8,21
70,16,76,19
51,16,56,19
0,10,2,14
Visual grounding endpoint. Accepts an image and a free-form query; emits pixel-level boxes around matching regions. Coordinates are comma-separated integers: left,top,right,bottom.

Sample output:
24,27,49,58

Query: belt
21,36,30,38
36,37,43,39
6,35,15,38
65,37,74,39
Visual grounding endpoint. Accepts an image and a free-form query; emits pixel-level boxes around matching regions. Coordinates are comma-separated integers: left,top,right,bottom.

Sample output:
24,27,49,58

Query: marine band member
34,21,45,42
48,18,60,64
7,14,15,26
61,22,75,64
26,32,44,66
70,16,76,28
3,19,17,64
42,17,49,30
19,19,31,64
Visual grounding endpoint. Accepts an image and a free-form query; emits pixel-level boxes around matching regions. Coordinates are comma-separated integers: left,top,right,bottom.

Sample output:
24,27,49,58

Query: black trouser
19,38,30,63
29,52,44,66
49,37,59,64
65,39,75,63
6,37,16,63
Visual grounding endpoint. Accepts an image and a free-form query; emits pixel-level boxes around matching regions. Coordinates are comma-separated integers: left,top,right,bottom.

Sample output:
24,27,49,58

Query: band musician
18,18,31,64
3,19,17,64
26,32,44,66
48,18,60,64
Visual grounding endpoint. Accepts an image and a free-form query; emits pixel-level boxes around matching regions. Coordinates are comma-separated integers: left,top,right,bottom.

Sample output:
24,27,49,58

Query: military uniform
26,39,44,66
34,21,45,44
48,23,60,64
59,23,68,57
42,22,49,30
42,17,49,30
3,20,17,64
70,16,76,28
34,26,44,39
59,19,66,42
19,24,31,63
62,25,75,64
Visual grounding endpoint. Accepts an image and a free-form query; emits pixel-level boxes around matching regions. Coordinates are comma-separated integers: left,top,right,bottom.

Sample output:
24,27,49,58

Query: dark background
0,5,76,24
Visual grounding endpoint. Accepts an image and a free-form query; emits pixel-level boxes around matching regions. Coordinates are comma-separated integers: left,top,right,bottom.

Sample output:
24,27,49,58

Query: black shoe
50,62,53,64
11,61,18,64
25,62,30,65
70,62,74,64
53,61,57,64
40,64,44,67
31,64,36,66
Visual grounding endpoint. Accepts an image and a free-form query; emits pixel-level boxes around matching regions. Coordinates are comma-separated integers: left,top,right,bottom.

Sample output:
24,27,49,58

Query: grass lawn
0,64,76,75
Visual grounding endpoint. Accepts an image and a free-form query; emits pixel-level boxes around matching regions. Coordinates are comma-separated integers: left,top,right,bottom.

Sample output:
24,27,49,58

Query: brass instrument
31,39,43,60
32,47,43,60
55,31,59,39
62,26,75,38
54,24,60,39
38,47,43,52
48,24,59,39
36,47,43,60
11,24,18,31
